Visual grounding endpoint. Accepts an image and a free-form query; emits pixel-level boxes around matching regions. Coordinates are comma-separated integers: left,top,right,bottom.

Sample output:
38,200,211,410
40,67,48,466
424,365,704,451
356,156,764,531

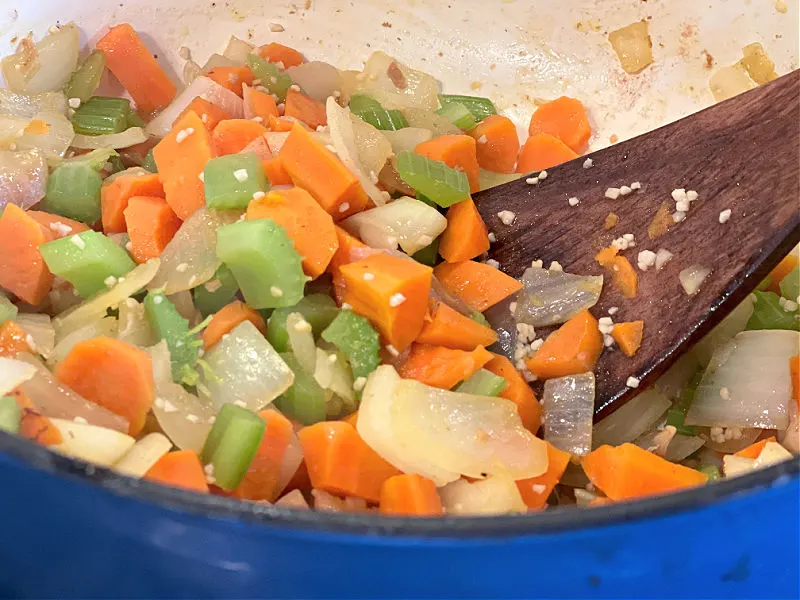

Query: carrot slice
611,320,644,357
256,43,305,68
594,245,619,268
202,300,267,350
297,421,401,503
341,411,359,428
123,196,182,264
206,66,255,97
516,441,571,509
484,353,542,434
284,89,327,129
415,134,480,193
0,321,32,358
176,96,232,131
433,260,522,312
329,226,370,274
27,211,90,239
468,115,520,174
516,133,578,173
54,337,155,436
380,474,443,516
525,310,603,380
608,256,639,298
95,24,176,114
438,198,490,263
245,86,280,121
527,97,591,154
0,204,54,305
416,299,498,350
101,173,165,234
398,344,492,390
268,115,300,132
734,436,778,459
11,388,62,446
246,188,339,279
145,450,209,493
790,355,800,410
262,157,293,186
212,119,269,156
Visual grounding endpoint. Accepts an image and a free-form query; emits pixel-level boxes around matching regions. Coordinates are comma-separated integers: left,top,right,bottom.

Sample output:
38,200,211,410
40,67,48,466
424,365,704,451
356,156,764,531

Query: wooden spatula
476,70,799,418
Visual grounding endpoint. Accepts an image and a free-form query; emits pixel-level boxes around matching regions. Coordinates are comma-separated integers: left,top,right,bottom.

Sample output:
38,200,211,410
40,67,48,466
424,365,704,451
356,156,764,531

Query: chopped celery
193,264,239,317
411,236,440,267
246,54,293,102
216,219,309,309
436,101,476,131
40,230,136,297
40,163,103,224
0,395,21,434
266,294,340,352
144,290,203,385
60,148,119,172
64,50,107,103
107,155,126,175
455,369,507,396
200,403,265,491
665,408,696,437
275,352,328,425
469,308,491,328
0,292,18,325
126,109,145,129
779,264,800,302
71,96,131,135
439,94,497,123
746,290,800,331
349,95,408,131
204,153,269,210
321,310,380,380
141,149,158,173
698,464,721,481
396,151,470,207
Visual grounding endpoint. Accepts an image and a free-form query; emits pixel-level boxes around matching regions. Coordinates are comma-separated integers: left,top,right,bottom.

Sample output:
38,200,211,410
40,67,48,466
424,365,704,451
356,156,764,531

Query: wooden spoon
476,70,799,418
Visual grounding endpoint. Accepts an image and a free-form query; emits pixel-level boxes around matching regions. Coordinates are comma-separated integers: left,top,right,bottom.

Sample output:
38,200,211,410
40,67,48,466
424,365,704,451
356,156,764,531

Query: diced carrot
206,66,254,97
231,409,294,502
284,89,327,129
280,123,368,218
123,196,182,264
379,474,443,516
433,260,522,312
256,43,305,68
767,254,799,295
339,253,432,352
268,115,300,132
516,133,578,173
582,443,708,501
611,320,644,357
26,211,90,239
416,299,497,350
341,411,359,428
608,256,638,299
648,201,673,240
11,388,62,446
484,353,542,434
734,436,778,459
589,497,613,507
790,355,800,410
516,441,571,509
527,97,591,154
526,310,603,380
415,135,480,193
95,24,176,114
604,212,619,230
257,158,290,187
153,111,215,220
468,115,520,174
0,321,32,358
594,245,619,268
329,226,369,274
398,344,492,390
145,450,209,494
0,204,54,305
244,85,280,121
101,173,165,234
297,421,401,503
212,119,269,156
246,188,339,279
202,300,267,350
438,198,490,263
54,337,154,436
176,97,232,131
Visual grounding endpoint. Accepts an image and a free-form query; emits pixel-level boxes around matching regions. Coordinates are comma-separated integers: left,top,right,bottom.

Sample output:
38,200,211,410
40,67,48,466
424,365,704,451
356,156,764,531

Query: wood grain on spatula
475,70,799,419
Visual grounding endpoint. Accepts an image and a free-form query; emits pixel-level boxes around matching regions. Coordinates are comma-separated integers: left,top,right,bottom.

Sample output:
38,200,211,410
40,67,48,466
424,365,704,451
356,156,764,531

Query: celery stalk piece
60,148,119,172
275,352,328,425
141,149,158,173
746,291,800,331
39,163,103,224
0,292,18,325
266,294,340,352
39,230,136,298
216,219,309,309
203,153,269,210
143,290,203,385
246,54,293,102
193,264,239,317
468,308,491,328
438,94,497,123
396,152,470,207
0,395,21,434
71,96,131,135
411,236,440,267
64,51,107,104
455,369,507,396
349,94,408,131
779,264,799,302
321,310,380,380
200,403,265,491
436,101,476,131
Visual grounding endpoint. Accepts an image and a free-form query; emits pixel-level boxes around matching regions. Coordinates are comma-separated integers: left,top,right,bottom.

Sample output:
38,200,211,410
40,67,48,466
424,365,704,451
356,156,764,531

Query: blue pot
0,432,797,598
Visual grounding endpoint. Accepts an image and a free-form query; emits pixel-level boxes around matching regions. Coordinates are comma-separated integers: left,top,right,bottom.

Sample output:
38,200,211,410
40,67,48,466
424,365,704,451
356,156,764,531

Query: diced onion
439,475,527,516
780,402,799,453
14,110,74,158
478,169,522,191
286,61,341,102
72,127,147,150
593,388,671,447
0,89,67,118
653,352,702,400
275,428,304,498
286,313,317,374
515,267,603,327
117,299,155,348
691,294,754,366
710,62,758,102
402,109,461,136
264,131,289,154
201,53,239,72
50,418,135,467
679,264,712,296
183,59,204,86
1,24,80,94
14,313,55,359
608,20,653,75
113,432,172,478
0,357,37,397
222,36,254,64
664,434,706,462
345,51,439,111
0,149,47,211
383,128,433,155
49,316,117,367
542,372,595,456
275,489,310,509
351,114,392,178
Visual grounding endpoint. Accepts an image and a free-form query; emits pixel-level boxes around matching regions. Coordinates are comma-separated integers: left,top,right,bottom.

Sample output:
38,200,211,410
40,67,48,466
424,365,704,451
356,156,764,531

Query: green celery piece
216,219,309,309
396,152,470,208
0,395,21,434
469,308,491,328
144,290,203,385
193,264,239,317
321,310,380,380
756,276,772,291
40,230,135,298
266,294,340,352
412,236,440,267
698,464,721,481
39,163,103,224
455,369,507,396
64,50,107,103
665,408,696,437
349,95,408,131
60,148,119,172
746,290,800,331
126,108,145,129
438,94,497,123
674,369,703,415
246,54,293,102
107,155,126,175
0,292,18,325
141,149,158,173
204,153,269,210
436,101,477,131
779,264,800,302
275,352,328,425
71,96,131,135
200,403,265,491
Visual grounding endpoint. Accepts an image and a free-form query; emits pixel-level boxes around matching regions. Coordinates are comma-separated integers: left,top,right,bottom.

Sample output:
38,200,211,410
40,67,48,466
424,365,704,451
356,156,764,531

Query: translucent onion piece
341,196,447,255
691,294,754,366
183,59,204,86
353,52,439,111
351,114,392,177
14,110,74,158
0,114,32,146
14,313,55,359
710,62,757,102
199,321,294,412
686,330,798,430
168,290,201,326
700,427,761,453
117,299,155,348
50,418,135,467
1,24,80,94
664,434,706,462
542,372,595,456
653,351,702,400
264,131,290,155
0,89,67,118
608,20,653,75
72,127,147,150
113,432,172,478
275,427,304,497
402,108,461,136
478,169,522,191
439,475,527,516
679,264,712,296
779,401,799,454
222,36,254,64
0,357,37,397
0,148,47,210
514,267,603,327
286,61,341,102
287,313,317,374
201,53,239,72
275,489,310,509
592,388,671,448
49,316,117,367
383,128,432,155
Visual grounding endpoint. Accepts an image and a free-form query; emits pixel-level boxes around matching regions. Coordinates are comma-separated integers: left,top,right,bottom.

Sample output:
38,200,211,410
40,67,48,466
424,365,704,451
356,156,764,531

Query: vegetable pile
0,23,796,516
